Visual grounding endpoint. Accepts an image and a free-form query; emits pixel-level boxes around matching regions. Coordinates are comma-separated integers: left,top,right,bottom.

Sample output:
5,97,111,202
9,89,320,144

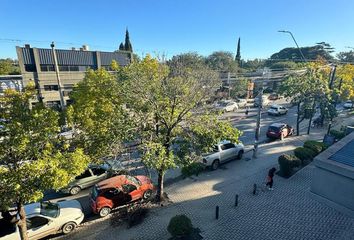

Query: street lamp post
278,30,307,62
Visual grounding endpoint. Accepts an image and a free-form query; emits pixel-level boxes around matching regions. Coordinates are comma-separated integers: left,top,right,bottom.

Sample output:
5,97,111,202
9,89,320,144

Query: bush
294,147,317,163
167,215,193,237
278,154,301,176
329,129,346,140
181,162,205,178
303,140,326,155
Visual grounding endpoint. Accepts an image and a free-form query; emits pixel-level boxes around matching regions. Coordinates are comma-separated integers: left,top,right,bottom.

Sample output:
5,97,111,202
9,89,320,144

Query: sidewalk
59,115,354,240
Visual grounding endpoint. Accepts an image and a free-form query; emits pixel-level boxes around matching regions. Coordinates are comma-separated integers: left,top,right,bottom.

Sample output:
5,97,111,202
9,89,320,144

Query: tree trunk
156,170,164,202
296,102,301,136
17,202,28,240
307,100,317,135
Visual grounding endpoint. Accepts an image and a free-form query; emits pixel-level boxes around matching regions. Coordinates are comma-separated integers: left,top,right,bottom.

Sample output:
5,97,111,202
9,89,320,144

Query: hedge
278,154,301,176
303,140,326,155
294,147,316,163
167,215,193,237
329,129,346,140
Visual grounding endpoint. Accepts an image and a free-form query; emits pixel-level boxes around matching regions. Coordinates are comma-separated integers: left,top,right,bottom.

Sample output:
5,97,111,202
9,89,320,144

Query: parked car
267,105,288,116
235,98,248,108
266,123,294,140
90,175,155,217
202,140,244,170
254,95,269,107
60,160,127,195
0,201,84,240
268,93,280,100
215,101,238,112
343,100,353,109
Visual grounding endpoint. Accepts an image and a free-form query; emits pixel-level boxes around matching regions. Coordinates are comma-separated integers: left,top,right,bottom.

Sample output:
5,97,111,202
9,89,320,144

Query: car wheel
69,186,81,195
211,160,220,170
143,189,153,200
237,150,244,160
62,222,77,234
99,207,111,218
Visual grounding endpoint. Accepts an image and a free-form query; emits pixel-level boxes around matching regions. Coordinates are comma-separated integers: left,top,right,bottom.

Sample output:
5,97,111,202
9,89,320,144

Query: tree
336,64,354,101
0,84,90,240
67,68,133,161
206,51,238,72
270,45,333,62
235,38,241,66
337,51,354,63
123,56,242,201
167,52,207,71
242,59,266,71
119,42,125,51
230,77,248,98
0,59,20,75
124,29,133,52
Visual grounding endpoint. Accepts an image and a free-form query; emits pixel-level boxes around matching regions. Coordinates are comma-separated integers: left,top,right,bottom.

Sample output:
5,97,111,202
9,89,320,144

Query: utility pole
51,42,66,109
327,64,337,134
253,87,263,159
278,30,307,62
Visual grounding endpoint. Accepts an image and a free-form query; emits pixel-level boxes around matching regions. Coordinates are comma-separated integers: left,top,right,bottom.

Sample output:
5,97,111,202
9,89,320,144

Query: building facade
0,75,23,94
16,44,131,107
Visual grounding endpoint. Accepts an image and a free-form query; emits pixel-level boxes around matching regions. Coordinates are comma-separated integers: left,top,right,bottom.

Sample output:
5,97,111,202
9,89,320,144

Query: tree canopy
0,84,90,240
0,58,20,75
206,51,238,72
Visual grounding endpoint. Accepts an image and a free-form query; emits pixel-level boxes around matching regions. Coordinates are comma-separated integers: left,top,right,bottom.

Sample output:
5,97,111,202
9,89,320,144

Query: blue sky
1,0,354,60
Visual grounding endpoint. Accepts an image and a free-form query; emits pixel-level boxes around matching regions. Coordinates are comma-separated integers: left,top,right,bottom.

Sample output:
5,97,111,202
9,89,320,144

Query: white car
1,200,84,240
267,105,288,116
202,140,244,170
235,98,248,108
343,100,353,109
215,101,238,112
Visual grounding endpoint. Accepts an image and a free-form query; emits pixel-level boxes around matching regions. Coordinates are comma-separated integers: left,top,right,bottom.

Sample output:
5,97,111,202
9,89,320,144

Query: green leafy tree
270,45,333,62
67,68,133,161
337,51,354,63
206,51,238,72
337,64,354,101
242,59,266,71
0,84,90,240
230,77,248,98
0,58,20,75
167,52,207,71
123,56,241,201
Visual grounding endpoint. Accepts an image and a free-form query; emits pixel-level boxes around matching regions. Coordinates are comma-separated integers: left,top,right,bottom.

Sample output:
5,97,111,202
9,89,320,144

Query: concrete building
16,44,131,107
311,132,354,218
0,75,22,94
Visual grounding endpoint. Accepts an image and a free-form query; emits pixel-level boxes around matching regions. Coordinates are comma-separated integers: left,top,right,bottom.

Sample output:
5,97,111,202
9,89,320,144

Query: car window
40,202,59,218
220,144,227,150
126,175,140,185
91,167,106,176
75,169,92,179
27,216,49,230
122,184,137,193
212,145,219,152
103,188,121,199
268,126,280,132
224,143,235,149
270,106,278,110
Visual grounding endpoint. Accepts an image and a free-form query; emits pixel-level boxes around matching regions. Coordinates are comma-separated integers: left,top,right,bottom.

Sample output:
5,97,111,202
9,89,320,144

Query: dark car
266,123,294,140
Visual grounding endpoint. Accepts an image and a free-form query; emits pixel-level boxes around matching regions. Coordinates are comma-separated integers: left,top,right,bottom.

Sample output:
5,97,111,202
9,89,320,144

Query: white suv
215,101,239,112
1,200,84,240
267,105,288,116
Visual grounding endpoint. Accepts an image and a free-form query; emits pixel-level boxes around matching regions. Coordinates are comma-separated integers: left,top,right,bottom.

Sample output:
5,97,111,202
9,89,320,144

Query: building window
59,66,69,71
69,66,79,71
44,85,59,91
46,101,61,110
40,65,55,72
24,64,36,72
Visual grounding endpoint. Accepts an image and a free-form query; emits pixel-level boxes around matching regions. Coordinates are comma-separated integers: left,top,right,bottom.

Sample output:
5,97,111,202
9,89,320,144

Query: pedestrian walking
245,107,249,115
266,167,276,190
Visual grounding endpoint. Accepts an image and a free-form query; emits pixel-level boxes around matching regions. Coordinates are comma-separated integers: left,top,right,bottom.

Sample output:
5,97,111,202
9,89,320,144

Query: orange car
90,175,155,217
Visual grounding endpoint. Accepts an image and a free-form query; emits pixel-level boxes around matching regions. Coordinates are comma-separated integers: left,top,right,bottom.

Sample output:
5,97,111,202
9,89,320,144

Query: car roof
97,175,130,189
269,123,286,127
270,104,281,108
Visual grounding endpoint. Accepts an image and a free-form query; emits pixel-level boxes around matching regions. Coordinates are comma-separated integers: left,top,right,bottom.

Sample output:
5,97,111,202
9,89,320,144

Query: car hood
58,200,83,217
135,175,152,185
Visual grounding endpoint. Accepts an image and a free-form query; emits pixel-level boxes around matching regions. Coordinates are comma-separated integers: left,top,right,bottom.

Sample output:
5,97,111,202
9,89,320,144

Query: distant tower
235,37,241,65
124,28,133,52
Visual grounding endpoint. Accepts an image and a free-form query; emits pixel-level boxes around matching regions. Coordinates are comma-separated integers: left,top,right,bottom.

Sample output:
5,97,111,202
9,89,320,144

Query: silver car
61,160,126,195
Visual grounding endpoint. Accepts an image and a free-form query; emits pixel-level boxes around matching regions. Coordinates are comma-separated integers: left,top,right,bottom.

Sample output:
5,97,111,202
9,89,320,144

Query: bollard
215,206,219,219
253,183,257,195
235,194,239,207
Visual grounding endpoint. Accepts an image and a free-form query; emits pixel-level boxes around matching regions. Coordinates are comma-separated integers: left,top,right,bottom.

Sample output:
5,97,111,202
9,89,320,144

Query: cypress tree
119,42,125,51
235,37,241,65
124,29,133,52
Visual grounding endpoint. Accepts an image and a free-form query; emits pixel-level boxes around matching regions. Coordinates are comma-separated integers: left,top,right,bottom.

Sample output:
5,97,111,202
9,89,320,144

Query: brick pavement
59,131,354,240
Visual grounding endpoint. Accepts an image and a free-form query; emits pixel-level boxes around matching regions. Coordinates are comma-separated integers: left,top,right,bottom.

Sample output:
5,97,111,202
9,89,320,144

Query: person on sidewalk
245,107,249,115
266,167,276,190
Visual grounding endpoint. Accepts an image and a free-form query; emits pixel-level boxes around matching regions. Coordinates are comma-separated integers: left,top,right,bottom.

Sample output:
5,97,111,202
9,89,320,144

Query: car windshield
270,106,278,110
268,126,280,132
219,102,227,107
212,145,219,152
126,175,141,186
40,202,59,218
